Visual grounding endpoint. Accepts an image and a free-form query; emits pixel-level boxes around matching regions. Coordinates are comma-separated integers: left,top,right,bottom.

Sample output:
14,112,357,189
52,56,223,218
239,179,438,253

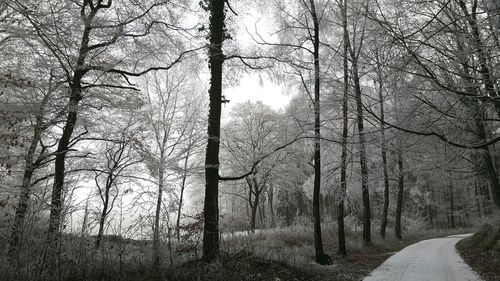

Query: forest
0,0,499,280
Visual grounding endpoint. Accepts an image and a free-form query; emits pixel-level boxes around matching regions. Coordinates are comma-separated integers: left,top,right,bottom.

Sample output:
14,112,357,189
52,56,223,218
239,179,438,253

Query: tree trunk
337,0,349,257
454,22,500,210
246,177,260,232
427,205,433,226
176,154,190,241
94,185,110,250
202,0,225,263
474,182,482,218
258,197,265,227
46,90,82,276
449,181,455,229
308,0,327,264
394,146,404,240
457,0,500,118
267,186,275,227
45,8,94,275
375,52,390,239
250,197,259,233
152,168,164,279
8,120,44,264
351,46,371,247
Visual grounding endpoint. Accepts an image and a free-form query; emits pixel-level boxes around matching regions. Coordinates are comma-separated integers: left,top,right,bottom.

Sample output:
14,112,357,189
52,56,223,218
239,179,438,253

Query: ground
364,234,481,281
165,227,473,281
166,249,392,281
0,225,480,281
457,223,500,281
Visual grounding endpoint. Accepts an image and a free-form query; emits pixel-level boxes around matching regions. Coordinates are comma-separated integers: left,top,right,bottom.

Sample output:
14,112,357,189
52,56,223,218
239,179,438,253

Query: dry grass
0,221,477,281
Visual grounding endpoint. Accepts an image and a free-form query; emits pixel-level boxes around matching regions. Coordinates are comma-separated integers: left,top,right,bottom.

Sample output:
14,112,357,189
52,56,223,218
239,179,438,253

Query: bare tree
92,124,140,250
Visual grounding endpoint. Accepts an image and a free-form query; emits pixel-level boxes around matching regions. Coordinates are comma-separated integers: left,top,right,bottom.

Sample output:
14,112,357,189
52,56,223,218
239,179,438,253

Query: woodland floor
166,234,446,281
456,223,500,281
165,249,393,281
458,247,500,281
1,226,479,281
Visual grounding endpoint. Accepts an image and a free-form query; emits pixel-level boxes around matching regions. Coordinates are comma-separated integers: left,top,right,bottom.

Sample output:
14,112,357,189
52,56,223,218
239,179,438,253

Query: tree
222,101,286,232
201,0,226,262
344,0,372,246
337,0,349,256
91,121,140,250
175,101,205,241
7,0,197,275
135,67,201,276
370,0,500,208
373,47,391,240
7,83,63,264
261,0,333,264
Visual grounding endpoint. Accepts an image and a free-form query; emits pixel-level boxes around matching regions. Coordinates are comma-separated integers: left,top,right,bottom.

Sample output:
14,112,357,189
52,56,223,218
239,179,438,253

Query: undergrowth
0,221,477,281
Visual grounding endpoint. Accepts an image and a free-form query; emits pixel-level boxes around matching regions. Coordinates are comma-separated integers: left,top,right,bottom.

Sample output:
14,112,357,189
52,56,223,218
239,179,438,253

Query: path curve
363,234,483,281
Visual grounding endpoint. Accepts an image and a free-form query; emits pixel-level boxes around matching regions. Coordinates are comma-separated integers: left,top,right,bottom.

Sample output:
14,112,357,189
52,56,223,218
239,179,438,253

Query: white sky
222,73,290,119
222,4,292,117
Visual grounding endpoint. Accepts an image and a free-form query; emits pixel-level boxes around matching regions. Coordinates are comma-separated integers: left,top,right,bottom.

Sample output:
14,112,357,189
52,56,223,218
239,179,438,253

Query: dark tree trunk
394,147,404,240
258,197,265,227
153,168,164,278
475,182,482,217
343,3,371,245
250,198,259,232
94,182,111,250
482,147,500,208
8,118,44,264
202,0,225,263
308,0,328,264
453,18,500,210
267,186,275,227
45,5,96,275
246,177,260,232
337,0,349,257
46,91,82,276
375,52,390,239
351,48,371,247
449,181,455,229
428,205,434,226
457,0,500,118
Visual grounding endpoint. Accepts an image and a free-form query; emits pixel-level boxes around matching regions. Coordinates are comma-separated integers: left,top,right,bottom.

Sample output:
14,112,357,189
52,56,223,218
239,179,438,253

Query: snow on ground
363,234,483,281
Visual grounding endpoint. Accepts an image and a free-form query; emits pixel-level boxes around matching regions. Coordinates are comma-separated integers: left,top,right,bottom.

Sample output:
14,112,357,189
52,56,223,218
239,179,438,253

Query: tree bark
46,90,82,276
454,29,500,210
394,145,404,240
152,166,164,278
308,0,327,264
449,181,455,229
8,115,45,264
267,185,275,227
427,205,433,226
337,0,349,257
202,0,225,263
457,0,500,118
351,46,372,247
94,181,111,250
45,5,97,275
375,52,390,239
246,177,258,232
176,153,190,241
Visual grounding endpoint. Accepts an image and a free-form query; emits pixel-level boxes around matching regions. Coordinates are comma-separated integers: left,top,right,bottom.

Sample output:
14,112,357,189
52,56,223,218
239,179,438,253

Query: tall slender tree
345,0,372,246
202,0,226,262
337,0,349,256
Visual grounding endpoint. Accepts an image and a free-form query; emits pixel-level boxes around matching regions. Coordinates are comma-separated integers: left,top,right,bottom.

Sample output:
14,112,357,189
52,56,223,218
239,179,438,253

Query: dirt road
363,234,483,281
